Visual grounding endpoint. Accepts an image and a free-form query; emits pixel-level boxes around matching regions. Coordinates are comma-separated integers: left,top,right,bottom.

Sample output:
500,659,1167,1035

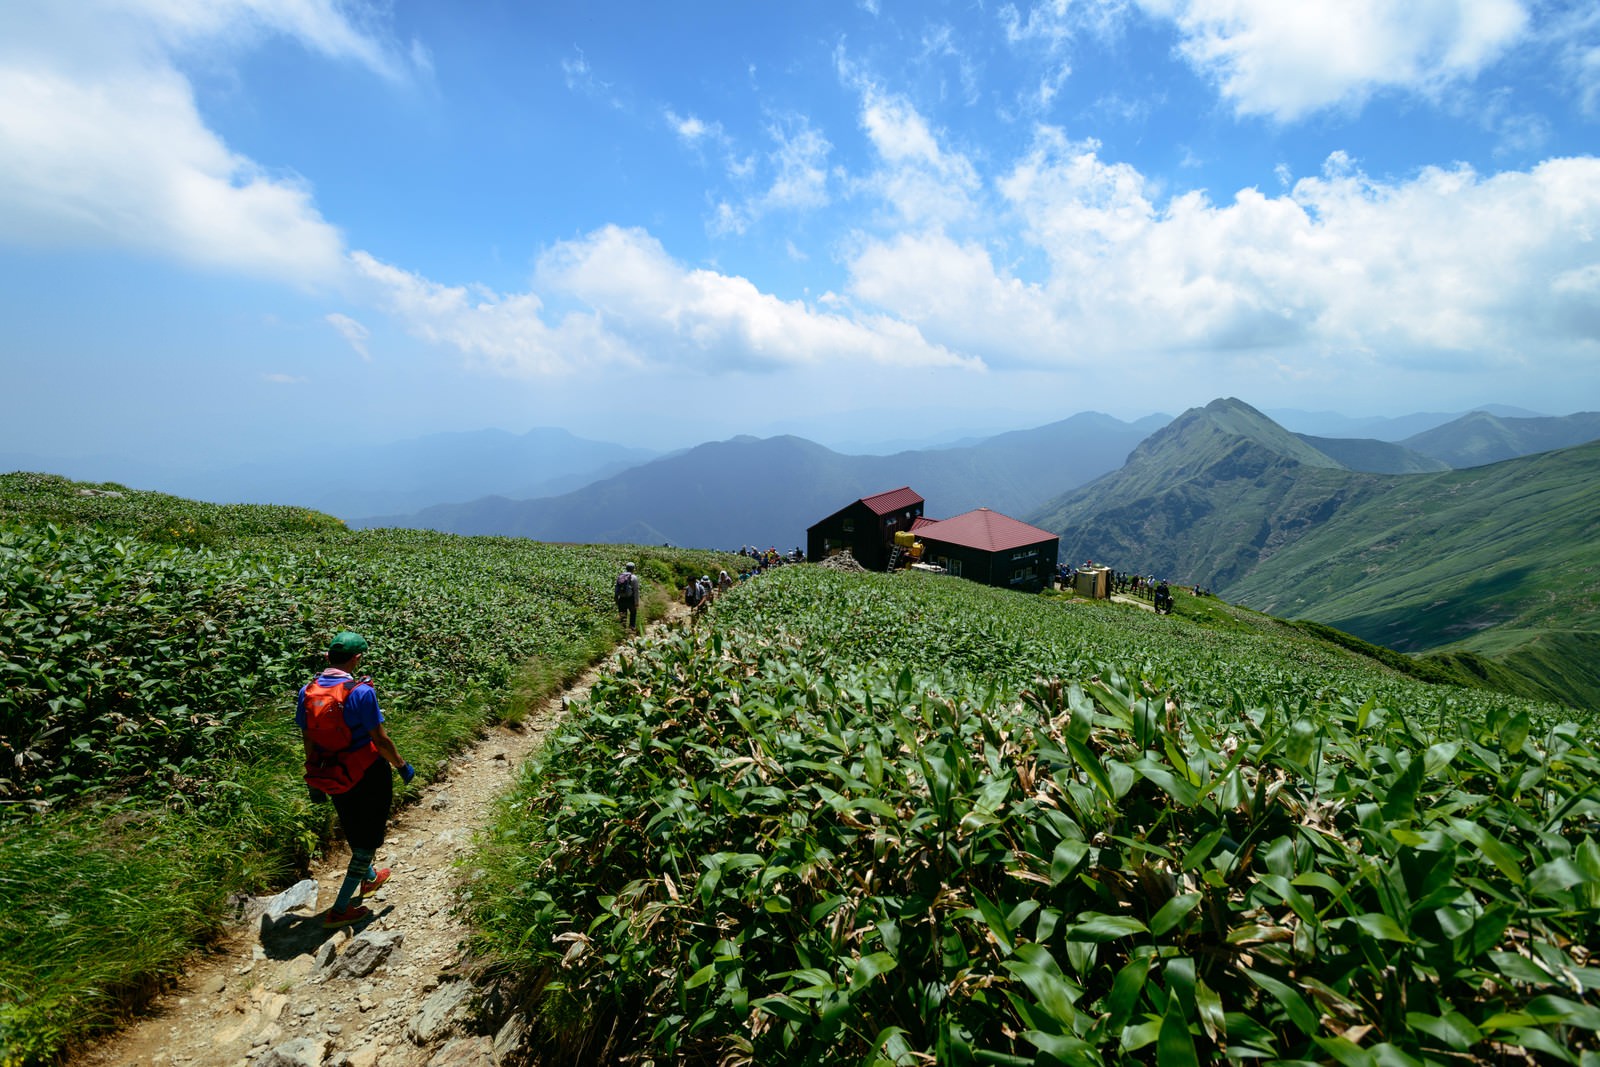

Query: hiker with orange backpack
298,630,415,928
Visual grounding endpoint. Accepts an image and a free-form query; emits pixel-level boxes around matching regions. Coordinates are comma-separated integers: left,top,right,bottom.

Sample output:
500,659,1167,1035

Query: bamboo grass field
0,473,739,1064
471,568,1600,1064
3,473,1598,1064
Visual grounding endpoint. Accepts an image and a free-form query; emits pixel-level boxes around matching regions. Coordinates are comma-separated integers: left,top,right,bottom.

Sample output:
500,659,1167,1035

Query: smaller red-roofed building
913,507,1060,592
806,487,925,571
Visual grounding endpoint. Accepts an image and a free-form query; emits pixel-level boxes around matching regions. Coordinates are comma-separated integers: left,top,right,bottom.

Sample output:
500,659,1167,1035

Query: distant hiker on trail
614,561,641,631
1154,580,1173,615
717,569,732,592
298,631,415,929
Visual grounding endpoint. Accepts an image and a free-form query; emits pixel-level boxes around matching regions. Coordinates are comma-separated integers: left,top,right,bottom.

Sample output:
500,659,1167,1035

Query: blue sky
3,0,1598,467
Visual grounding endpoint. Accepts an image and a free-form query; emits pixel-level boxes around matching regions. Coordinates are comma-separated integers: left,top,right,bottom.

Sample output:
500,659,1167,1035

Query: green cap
328,631,369,660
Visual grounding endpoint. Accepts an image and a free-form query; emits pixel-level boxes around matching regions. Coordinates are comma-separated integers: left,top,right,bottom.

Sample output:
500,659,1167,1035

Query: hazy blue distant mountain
1400,411,1600,468
151,428,657,518
1268,404,1544,441
1294,435,1450,474
0,451,189,494
359,412,1170,547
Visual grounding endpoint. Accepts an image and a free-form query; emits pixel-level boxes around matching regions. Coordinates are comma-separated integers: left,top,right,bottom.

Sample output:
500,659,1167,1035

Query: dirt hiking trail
74,605,690,1067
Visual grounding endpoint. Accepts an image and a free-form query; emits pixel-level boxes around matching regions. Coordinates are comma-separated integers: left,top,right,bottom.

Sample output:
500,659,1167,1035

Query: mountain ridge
1026,401,1600,709
355,412,1168,547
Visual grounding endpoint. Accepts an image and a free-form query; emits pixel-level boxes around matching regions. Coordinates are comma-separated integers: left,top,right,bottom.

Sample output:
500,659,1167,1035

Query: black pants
331,757,393,852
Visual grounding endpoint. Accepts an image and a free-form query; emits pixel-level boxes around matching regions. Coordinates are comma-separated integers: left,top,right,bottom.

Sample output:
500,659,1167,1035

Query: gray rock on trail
426,1035,495,1066
328,1042,382,1067
324,930,406,980
231,878,319,931
263,879,321,919
256,1035,330,1067
408,980,474,1044
493,1012,528,1062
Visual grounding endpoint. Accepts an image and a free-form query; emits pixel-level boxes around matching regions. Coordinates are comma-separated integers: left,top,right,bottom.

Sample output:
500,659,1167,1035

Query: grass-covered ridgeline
0,472,741,1064
473,566,1600,1065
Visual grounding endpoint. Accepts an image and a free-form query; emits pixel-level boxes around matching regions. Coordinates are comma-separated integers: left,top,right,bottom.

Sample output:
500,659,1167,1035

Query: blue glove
399,762,416,784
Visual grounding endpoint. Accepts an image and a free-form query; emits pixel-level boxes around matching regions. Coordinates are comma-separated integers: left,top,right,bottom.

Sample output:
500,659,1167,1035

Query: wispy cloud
710,116,833,235
326,312,372,361
846,76,982,228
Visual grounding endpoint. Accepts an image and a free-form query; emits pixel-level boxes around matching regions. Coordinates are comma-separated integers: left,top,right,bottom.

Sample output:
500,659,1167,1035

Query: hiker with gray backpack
614,561,641,631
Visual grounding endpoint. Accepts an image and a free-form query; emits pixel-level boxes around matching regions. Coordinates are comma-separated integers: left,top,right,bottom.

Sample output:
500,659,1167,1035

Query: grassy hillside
8,469,1598,1064
1402,410,1600,468
1029,401,1600,713
472,566,1597,1065
0,472,740,1064
1225,441,1600,707
1031,399,1394,587
1294,434,1449,474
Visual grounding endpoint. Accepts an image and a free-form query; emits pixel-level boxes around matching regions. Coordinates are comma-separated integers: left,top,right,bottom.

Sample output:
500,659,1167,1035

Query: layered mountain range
11,398,1598,707
355,412,1169,547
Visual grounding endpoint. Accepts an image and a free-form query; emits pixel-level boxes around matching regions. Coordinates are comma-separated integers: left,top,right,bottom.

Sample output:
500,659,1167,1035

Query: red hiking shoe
360,868,391,896
322,903,373,929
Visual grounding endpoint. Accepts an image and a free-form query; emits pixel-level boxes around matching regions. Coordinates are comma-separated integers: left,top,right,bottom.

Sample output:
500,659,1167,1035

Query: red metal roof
910,515,940,532
914,508,1058,553
859,486,924,516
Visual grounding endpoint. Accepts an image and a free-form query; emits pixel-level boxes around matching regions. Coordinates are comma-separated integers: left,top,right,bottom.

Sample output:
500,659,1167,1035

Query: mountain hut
806,486,925,571
912,507,1060,593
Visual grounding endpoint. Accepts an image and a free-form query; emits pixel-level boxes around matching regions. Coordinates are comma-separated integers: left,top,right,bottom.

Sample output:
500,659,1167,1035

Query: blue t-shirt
296,669,384,749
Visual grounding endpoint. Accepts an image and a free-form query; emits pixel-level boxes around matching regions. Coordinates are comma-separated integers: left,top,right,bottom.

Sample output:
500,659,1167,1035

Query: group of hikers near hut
612,556,786,633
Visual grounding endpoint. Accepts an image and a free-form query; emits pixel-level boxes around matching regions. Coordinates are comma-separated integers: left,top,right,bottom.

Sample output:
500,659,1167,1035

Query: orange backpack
302,676,382,794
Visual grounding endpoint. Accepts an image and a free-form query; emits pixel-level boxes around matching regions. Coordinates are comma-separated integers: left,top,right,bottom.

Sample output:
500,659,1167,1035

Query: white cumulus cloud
850,81,982,227
351,227,979,378
846,125,1600,397
0,1,416,285
1139,0,1530,120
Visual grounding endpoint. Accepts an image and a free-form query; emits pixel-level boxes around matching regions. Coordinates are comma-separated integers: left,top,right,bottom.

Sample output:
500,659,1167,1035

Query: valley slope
1028,398,1600,709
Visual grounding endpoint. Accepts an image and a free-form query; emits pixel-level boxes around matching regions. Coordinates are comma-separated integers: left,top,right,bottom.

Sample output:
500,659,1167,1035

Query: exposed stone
492,1012,528,1063
407,981,473,1044
314,940,338,971
255,1036,329,1067
261,993,289,1021
329,1042,381,1067
262,880,322,920
426,1036,494,1067
198,974,227,995
325,930,405,980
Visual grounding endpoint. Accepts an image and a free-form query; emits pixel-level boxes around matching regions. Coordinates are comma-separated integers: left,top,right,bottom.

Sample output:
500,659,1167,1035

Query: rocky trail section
75,607,688,1067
